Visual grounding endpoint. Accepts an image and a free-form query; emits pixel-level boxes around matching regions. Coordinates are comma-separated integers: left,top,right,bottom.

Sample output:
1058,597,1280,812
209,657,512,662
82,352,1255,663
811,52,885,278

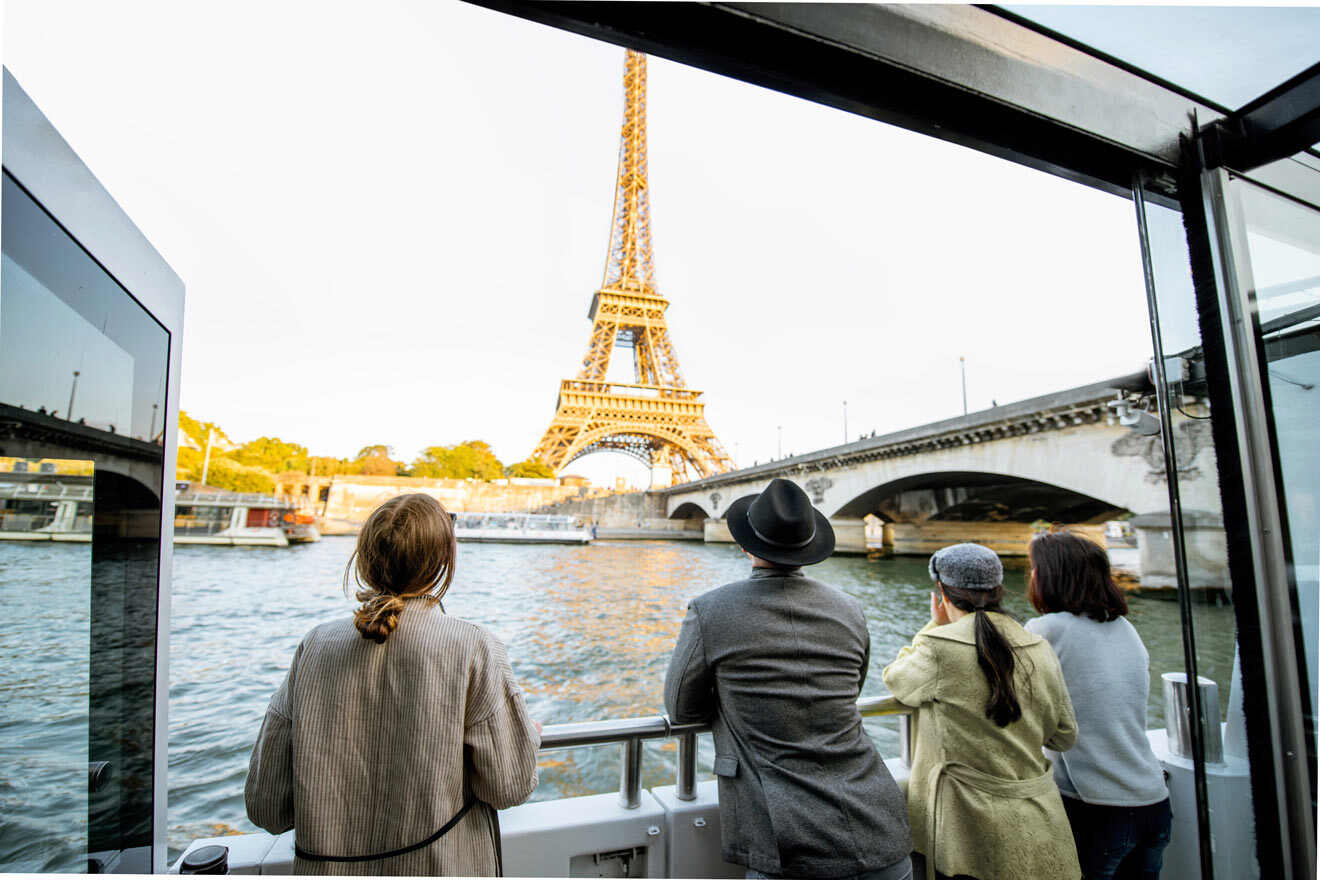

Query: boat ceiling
999,5,1320,114
463,2,1320,195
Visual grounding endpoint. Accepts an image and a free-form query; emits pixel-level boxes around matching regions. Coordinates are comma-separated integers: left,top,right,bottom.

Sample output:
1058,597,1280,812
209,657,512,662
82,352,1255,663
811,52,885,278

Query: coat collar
748,566,805,580
922,611,1040,648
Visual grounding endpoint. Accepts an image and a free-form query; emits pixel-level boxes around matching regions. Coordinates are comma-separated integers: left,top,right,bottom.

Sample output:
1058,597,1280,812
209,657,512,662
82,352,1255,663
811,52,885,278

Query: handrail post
619,736,643,809
676,732,697,801
899,714,914,768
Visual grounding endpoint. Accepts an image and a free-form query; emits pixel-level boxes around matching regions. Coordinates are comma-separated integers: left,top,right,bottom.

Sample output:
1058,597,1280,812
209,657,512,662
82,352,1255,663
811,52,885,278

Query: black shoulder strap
294,795,478,864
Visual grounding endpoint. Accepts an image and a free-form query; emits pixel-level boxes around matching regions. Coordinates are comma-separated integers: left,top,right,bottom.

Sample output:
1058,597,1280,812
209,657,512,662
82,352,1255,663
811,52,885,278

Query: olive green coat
883,614,1080,880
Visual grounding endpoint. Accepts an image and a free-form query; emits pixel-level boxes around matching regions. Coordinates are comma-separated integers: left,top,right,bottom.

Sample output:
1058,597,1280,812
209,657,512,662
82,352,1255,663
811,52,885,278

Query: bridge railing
538,694,914,808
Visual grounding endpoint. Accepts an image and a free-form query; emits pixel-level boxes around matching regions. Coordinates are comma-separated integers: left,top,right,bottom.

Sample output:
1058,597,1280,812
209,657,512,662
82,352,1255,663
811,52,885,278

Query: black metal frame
1185,147,1319,878
1131,172,1218,879
1201,61,1320,172
464,1,1183,196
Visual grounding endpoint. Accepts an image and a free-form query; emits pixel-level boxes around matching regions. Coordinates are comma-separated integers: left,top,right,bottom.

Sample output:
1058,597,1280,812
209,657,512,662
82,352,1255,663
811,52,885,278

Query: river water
0,537,1237,868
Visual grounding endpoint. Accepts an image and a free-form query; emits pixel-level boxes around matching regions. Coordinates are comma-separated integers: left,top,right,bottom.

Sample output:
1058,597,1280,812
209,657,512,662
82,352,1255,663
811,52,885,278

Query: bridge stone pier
662,377,1225,588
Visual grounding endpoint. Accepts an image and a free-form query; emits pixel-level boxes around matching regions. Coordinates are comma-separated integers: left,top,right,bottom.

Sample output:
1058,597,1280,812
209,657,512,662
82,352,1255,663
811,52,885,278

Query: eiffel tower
530,50,734,487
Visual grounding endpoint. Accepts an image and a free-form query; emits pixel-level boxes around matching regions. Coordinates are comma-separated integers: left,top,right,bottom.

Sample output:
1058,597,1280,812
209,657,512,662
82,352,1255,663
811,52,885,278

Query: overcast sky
3,0,1160,487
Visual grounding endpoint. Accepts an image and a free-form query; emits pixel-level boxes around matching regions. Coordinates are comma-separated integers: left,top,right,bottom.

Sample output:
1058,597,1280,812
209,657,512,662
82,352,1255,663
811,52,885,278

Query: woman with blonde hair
883,542,1080,880
245,493,540,875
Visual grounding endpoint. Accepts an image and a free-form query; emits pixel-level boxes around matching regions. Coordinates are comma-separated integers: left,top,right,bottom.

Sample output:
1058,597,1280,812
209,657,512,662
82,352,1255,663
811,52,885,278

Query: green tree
355,444,400,476
178,409,234,450
233,436,310,474
308,455,355,476
175,447,276,493
506,458,555,478
412,441,504,480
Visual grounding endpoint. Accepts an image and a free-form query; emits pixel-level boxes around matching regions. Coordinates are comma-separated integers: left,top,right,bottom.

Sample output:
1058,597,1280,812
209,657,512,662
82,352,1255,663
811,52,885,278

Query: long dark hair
1027,531,1127,622
940,583,1022,727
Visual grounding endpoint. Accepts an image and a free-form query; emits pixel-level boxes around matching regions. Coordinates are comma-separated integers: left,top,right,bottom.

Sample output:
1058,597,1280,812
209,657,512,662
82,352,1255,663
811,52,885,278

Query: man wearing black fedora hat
664,478,913,880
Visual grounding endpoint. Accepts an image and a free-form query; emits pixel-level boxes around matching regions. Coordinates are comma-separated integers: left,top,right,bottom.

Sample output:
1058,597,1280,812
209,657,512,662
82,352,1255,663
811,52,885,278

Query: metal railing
0,483,93,500
176,491,293,507
537,695,915,809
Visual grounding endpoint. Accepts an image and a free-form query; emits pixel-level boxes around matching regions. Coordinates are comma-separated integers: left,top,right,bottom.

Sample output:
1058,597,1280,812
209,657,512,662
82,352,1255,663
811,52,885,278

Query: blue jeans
1062,796,1173,880
745,855,914,880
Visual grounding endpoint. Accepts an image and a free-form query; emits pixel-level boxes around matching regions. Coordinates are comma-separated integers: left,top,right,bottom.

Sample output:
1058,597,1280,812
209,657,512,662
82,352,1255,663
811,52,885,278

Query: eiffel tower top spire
602,50,657,295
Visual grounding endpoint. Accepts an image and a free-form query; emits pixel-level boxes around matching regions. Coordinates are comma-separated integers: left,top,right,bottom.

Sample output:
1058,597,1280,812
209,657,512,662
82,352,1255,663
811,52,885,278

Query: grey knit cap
929,542,1003,591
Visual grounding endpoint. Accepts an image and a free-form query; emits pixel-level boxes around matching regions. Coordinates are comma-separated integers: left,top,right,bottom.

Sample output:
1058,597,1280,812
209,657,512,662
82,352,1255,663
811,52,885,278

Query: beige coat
245,598,539,875
883,614,1080,880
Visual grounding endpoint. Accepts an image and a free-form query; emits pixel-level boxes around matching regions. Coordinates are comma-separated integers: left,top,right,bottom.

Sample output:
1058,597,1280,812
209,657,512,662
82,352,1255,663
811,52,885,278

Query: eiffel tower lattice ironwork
530,50,734,486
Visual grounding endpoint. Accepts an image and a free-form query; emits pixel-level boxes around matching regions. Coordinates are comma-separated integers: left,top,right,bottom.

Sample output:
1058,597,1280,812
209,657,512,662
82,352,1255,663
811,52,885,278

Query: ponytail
344,493,457,644
942,584,1022,727
354,593,406,644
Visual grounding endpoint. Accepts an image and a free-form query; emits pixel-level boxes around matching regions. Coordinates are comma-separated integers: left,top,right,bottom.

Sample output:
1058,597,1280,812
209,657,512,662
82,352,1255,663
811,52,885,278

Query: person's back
1027,612,1166,802
883,542,1079,880
245,494,539,875
664,479,912,880
1024,531,1170,880
896,611,1071,783
688,572,876,752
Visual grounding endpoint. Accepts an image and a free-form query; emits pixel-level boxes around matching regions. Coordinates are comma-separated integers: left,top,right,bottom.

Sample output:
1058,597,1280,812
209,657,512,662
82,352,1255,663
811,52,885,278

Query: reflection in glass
1,170,167,872
0,458,93,872
0,172,167,443
1234,175,1320,764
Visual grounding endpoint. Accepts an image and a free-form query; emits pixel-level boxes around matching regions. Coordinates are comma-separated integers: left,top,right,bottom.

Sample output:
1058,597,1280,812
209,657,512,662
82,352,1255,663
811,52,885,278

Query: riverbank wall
534,491,704,540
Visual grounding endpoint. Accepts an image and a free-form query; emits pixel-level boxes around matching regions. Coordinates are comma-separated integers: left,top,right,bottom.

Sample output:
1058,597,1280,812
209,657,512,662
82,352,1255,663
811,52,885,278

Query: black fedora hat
725,478,835,567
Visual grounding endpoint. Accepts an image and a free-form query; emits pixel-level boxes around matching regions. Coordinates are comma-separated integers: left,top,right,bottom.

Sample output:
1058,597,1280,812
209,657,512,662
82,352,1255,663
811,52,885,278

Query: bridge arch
831,470,1128,523
669,501,711,520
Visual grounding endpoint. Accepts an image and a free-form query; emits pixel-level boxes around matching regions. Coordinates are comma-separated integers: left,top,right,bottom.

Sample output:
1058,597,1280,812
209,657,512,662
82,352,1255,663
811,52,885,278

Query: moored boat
0,471,92,542
453,512,592,544
289,512,321,544
173,483,298,547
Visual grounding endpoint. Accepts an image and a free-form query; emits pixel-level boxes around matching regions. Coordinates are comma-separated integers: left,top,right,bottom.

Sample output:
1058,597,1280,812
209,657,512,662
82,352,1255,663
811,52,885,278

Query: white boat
174,484,303,547
0,471,319,547
0,473,92,542
453,512,592,544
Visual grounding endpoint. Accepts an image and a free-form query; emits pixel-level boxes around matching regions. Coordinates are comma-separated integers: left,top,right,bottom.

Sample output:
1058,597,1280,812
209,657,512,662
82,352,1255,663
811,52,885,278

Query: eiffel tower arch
530,50,734,487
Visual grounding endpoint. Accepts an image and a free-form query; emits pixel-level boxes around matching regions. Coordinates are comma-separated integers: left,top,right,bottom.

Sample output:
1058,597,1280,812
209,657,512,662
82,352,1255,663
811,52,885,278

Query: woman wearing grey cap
883,542,1080,880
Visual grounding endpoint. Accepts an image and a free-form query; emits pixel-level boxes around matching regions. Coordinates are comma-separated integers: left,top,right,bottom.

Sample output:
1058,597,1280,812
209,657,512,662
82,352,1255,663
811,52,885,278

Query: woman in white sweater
1024,531,1171,880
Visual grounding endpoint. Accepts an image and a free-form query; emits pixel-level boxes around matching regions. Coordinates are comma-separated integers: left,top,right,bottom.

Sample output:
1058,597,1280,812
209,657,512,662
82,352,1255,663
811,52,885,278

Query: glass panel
0,457,93,872
0,175,168,442
1135,182,1260,879
1003,6,1320,109
1232,173,1320,766
0,171,168,872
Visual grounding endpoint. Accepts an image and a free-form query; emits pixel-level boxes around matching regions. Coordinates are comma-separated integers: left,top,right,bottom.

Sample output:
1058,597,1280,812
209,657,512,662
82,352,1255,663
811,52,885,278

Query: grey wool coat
664,568,913,878
245,598,540,875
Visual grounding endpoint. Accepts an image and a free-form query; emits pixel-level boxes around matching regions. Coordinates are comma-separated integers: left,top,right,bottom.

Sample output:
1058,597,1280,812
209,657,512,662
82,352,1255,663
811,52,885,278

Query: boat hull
0,530,90,542
457,535,591,544
175,528,289,547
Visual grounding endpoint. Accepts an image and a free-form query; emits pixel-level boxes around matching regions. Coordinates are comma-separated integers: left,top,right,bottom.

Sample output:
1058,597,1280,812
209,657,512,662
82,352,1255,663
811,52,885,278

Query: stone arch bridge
661,377,1221,568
